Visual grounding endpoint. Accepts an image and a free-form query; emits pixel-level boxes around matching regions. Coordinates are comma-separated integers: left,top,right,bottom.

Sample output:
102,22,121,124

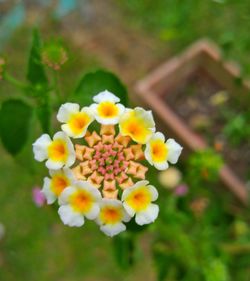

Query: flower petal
100,222,126,237
154,161,169,171
85,203,100,220
58,186,77,205
45,159,64,170
123,202,136,217
148,185,158,201
93,90,120,103
42,177,56,204
166,139,183,164
58,205,84,227
135,203,159,225
32,134,51,161
57,103,80,123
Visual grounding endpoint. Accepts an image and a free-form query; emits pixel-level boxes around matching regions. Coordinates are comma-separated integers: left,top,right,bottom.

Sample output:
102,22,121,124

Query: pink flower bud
32,187,46,207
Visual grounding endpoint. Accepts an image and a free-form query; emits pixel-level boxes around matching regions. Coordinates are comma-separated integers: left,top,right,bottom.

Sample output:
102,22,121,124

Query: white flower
58,181,101,227
32,131,75,170
57,103,94,138
42,168,75,204
158,167,182,189
122,180,159,226
90,90,125,125
119,107,155,144
145,132,182,170
96,199,131,237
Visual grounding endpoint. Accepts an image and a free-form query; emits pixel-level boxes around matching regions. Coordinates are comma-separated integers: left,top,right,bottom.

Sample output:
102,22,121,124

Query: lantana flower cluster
33,91,182,237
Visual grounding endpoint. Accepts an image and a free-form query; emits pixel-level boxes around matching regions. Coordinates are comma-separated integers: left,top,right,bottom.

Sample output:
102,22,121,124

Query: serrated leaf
0,99,33,155
73,69,128,106
26,29,48,86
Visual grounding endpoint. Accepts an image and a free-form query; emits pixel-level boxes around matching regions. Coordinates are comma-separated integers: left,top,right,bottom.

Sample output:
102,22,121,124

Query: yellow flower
58,181,101,227
119,107,155,144
96,199,131,237
57,103,94,138
32,131,75,169
145,132,182,170
90,90,125,125
42,168,75,204
122,180,159,225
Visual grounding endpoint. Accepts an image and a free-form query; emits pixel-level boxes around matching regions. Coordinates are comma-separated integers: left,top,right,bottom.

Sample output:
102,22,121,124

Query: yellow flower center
48,140,67,161
151,140,168,162
98,102,119,118
68,112,91,134
51,175,69,196
70,190,93,213
100,206,122,224
126,187,151,211
121,116,152,144
120,111,152,144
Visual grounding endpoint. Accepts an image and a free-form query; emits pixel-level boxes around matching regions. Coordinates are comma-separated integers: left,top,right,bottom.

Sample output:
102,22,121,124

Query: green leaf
26,29,48,86
0,99,33,155
73,69,128,106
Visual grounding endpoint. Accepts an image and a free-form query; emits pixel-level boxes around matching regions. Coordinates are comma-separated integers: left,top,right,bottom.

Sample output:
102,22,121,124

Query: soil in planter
164,67,250,182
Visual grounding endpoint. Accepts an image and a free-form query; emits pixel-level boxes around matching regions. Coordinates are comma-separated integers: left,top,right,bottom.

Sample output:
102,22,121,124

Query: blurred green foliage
186,149,224,188
0,29,127,156
119,0,250,75
223,112,250,146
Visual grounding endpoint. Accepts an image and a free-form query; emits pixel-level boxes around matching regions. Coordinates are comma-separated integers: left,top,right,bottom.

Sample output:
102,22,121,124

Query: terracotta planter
134,39,249,204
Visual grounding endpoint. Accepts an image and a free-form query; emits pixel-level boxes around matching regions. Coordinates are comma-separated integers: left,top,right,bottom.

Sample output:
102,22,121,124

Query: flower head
42,42,68,70
33,91,182,236
90,90,125,125
119,107,155,144
33,131,75,169
57,103,94,138
158,167,182,189
122,180,159,225
42,168,74,204
145,132,182,170
58,181,101,227
96,199,131,237
32,187,46,207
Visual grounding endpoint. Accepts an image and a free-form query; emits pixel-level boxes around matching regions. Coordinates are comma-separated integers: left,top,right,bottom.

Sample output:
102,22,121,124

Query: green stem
4,73,29,90
53,71,63,103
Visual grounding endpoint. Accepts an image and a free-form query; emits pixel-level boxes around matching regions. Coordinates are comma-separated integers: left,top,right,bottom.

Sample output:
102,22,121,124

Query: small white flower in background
57,103,94,138
58,181,101,227
96,199,131,237
145,132,182,170
33,91,183,236
90,90,125,125
32,131,75,170
0,223,5,241
122,180,159,225
119,107,155,144
42,168,75,204
158,167,182,189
